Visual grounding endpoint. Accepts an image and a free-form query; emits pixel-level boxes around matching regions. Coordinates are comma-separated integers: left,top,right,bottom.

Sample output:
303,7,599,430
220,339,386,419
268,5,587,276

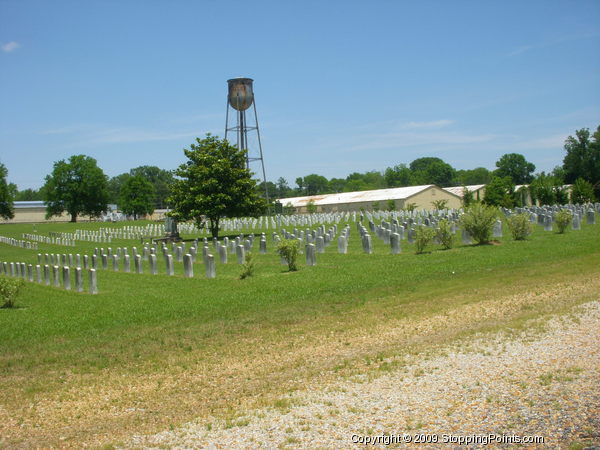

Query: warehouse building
277,185,462,213
443,184,486,201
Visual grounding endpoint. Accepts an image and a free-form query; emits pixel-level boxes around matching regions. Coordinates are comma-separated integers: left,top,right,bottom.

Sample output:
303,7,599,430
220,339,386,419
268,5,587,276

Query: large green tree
494,153,535,184
43,155,109,222
455,167,491,185
409,157,455,186
169,135,265,238
129,165,175,208
483,176,515,207
384,163,413,187
0,163,15,220
119,175,155,220
562,126,600,197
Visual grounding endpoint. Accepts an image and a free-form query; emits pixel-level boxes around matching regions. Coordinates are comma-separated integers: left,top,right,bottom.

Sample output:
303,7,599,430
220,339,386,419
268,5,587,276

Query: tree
129,165,175,208
301,174,329,195
483,176,515,207
108,173,131,204
384,163,413,187
409,157,455,186
455,167,491,185
275,177,292,198
0,163,15,220
562,126,600,197
14,188,43,201
571,177,595,204
169,134,265,238
119,175,155,219
494,153,535,184
42,155,109,222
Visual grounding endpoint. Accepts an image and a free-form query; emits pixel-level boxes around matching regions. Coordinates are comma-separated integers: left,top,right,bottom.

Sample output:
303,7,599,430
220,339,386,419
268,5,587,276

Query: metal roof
277,185,455,208
443,185,486,197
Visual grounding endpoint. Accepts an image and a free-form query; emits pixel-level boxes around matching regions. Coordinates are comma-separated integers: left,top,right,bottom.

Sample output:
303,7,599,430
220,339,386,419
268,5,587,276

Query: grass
0,216,599,446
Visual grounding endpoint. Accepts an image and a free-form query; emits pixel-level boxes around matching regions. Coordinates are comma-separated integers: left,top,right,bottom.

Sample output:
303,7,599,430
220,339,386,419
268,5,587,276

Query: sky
1,0,599,190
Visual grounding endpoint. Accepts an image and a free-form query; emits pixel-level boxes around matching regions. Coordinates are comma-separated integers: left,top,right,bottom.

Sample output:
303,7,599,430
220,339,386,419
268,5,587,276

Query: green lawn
0,216,598,446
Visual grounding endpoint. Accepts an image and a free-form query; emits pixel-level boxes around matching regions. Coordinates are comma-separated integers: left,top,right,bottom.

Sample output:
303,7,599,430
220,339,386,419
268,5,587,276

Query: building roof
13,201,46,209
276,185,457,208
443,185,486,197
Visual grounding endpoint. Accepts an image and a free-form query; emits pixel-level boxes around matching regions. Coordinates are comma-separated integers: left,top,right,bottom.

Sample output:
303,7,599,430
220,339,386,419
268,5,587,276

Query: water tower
224,77,268,202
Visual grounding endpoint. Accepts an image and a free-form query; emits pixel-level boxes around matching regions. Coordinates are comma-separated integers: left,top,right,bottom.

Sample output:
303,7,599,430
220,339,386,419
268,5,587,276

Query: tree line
1,125,599,224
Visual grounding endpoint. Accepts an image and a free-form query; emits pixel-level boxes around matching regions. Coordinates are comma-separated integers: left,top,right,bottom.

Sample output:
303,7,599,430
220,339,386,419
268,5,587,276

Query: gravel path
129,301,600,449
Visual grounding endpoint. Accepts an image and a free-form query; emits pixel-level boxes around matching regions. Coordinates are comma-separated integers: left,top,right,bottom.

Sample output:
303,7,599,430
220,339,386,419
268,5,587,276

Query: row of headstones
0,236,38,249
0,262,97,294
23,233,75,246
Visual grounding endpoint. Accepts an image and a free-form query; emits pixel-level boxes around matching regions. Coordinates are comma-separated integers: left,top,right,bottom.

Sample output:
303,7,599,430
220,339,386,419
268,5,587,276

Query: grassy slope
0,218,599,446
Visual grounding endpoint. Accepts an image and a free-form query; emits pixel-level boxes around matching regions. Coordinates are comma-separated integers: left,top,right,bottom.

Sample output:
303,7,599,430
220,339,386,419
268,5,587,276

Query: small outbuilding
277,185,462,213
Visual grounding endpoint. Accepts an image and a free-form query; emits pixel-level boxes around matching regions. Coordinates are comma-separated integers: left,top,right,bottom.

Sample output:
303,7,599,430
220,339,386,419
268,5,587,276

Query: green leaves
43,155,109,222
169,135,265,237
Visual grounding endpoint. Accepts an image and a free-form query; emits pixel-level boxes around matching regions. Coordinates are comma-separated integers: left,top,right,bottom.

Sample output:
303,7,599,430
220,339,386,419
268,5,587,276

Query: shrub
435,219,454,249
415,226,436,254
276,239,301,271
239,252,255,279
555,210,572,234
431,199,448,210
571,178,595,204
507,213,533,240
460,204,498,245
0,277,25,309
306,200,317,214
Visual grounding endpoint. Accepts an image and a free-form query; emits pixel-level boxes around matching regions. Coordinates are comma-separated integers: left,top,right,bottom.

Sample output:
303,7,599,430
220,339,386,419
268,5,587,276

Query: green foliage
461,187,475,207
431,199,449,210
119,175,155,219
529,173,568,206
130,166,175,209
409,157,455,186
435,219,454,250
571,177,595,204
555,210,572,234
0,277,24,309
42,154,109,222
484,176,515,207
455,167,491,185
562,125,600,198
239,252,256,279
306,200,317,214
14,187,44,201
371,201,380,211
415,226,435,254
494,153,535,184
169,134,265,238
386,199,396,211
384,164,412,187
460,203,498,245
403,202,417,212
276,239,300,271
0,163,15,220
507,213,533,240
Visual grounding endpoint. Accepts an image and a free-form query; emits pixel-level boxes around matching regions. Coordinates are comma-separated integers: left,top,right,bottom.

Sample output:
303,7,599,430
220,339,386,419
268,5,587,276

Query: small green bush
460,204,498,245
0,277,25,309
431,199,449,210
507,213,533,240
555,210,572,234
276,239,301,271
415,226,436,254
239,252,256,279
435,219,454,249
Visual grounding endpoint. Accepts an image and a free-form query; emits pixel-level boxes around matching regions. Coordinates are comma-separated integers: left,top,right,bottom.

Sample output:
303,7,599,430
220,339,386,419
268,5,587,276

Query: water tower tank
227,78,254,111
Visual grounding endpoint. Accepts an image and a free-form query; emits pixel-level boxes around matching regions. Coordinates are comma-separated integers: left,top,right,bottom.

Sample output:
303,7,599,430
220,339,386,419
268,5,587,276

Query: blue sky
1,0,599,190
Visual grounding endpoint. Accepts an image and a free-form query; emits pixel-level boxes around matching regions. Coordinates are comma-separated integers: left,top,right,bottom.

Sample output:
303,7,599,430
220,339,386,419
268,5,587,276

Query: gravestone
149,254,158,275
219,245,228,264
390,232,401,254
362,234,373,254
305,243,316,266
123,254,131,273
337,235,347,254
135,254,143,274
183,254,193,278
44,265,50,285
75,268,83,292
35,264,42,283
206,254,216,278
89,269,98,294
236,245,245,264
63,266,71,290
53,266,60,287
166,255,174,276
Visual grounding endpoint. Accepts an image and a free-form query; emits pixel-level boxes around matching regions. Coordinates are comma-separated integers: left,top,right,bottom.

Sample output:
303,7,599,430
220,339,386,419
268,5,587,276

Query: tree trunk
70,213,77,223
210,218,219,239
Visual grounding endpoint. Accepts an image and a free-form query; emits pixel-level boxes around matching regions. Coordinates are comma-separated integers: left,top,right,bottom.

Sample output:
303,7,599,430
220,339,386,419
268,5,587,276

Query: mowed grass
0,217,599,446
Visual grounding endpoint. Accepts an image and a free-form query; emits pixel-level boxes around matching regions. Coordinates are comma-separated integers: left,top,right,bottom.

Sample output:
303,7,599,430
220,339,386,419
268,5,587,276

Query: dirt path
130,301,600,449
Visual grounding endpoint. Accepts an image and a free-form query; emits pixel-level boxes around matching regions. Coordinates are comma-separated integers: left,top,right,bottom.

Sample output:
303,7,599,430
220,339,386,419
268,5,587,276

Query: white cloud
1,41,21,53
